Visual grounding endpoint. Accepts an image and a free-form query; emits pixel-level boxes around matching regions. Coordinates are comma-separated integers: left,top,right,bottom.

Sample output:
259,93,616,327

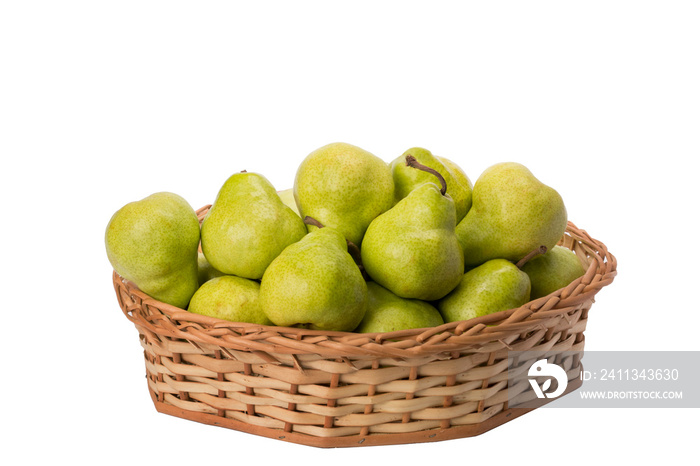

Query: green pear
438,258,531,323
201,171,307,280
355,282,444,333
197,251,226,286
437,156,473,215
277,188,300,217
456,162,567,268
520,245,586,299
391,147,471,223
188,275,272,325
105,192,200,309
361,157,464,301
294,142,394,245
259,225,368,331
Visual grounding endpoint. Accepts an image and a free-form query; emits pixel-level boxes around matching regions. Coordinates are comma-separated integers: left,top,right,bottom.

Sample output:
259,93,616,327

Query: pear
259,223,368,331
438,257,533,323
197,251,226,286
355,282,444,333
294,142,394,245
188,275,272,325
105,192,200,309
391,147,471,223
361,156,464,301
437,156,473,215
456,162,567,268
520,245,586,299
201,171,307,280
277,188,301,217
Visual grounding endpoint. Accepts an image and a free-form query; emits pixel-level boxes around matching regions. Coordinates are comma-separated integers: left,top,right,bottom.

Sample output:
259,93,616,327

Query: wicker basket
112,205,617,448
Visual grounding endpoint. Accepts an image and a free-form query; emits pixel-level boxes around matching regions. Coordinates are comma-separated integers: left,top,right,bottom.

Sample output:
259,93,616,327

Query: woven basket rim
114,207,616,358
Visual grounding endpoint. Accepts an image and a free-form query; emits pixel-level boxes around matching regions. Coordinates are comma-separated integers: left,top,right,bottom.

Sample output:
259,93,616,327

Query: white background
2,1,698,464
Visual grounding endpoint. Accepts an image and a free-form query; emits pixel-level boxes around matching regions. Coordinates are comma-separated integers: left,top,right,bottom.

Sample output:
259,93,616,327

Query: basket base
147,377,582,448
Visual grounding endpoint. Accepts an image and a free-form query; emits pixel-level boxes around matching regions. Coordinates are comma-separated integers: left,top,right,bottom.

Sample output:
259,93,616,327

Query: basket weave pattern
113,206,616,447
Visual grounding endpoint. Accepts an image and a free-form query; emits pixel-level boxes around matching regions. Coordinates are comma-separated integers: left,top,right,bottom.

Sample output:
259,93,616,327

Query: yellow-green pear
438,156,473,216
520,245,586,299
456,162,567,268
391,147,471,223
438,258,531,323
294,142,394,245
105,192,200,309
361,156,464,301
259,225,368,331
201,171,307,280
188,275,272,325
355,282,444,333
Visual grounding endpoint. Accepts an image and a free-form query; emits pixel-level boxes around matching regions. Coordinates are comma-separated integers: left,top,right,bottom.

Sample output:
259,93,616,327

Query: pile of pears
106,142,586,334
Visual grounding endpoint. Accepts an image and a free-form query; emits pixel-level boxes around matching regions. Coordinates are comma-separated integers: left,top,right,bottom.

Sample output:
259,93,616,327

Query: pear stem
405,154,447,195
347,240,370,280
515,245,548,269
303,216,324,229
